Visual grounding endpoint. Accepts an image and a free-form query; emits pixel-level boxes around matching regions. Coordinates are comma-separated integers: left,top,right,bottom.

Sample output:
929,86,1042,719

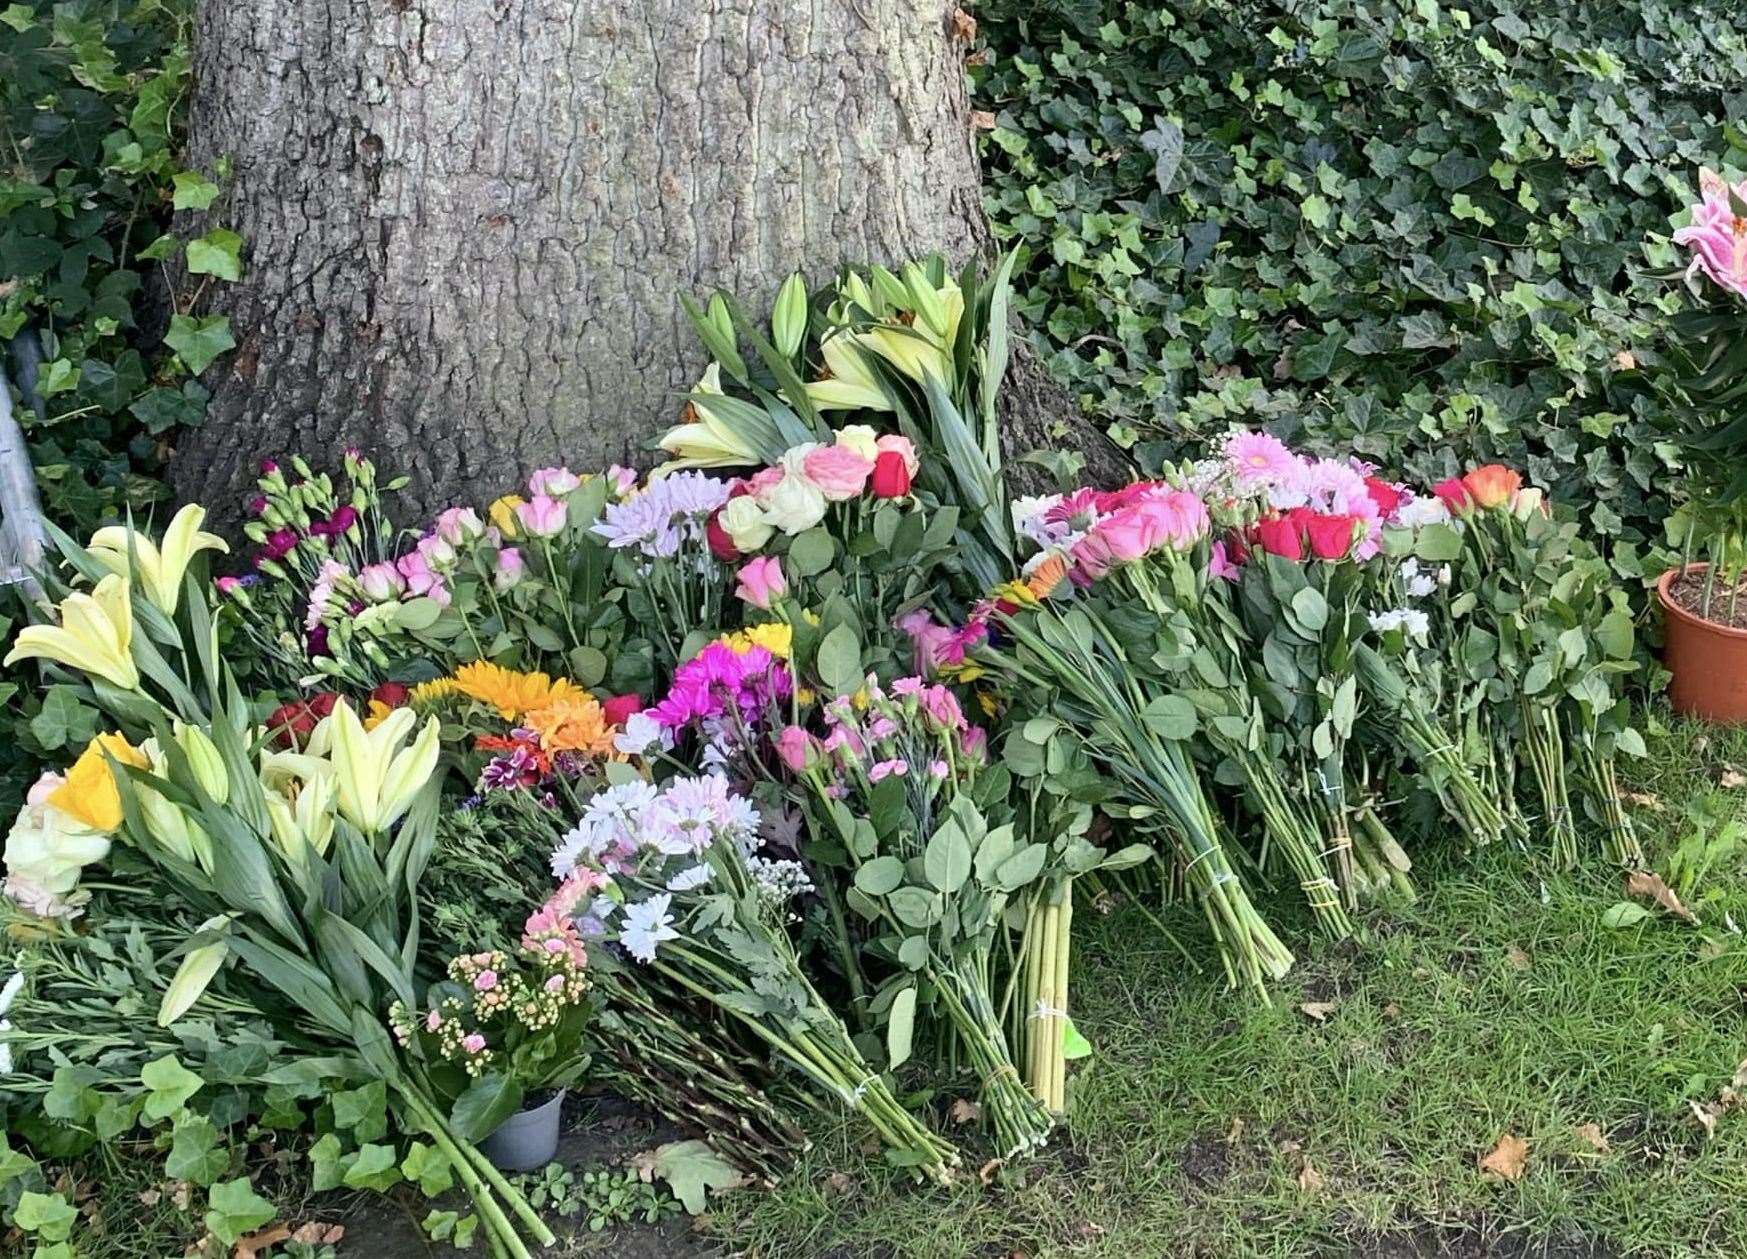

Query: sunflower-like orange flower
522,694,617,755
1025,552,1069,601
451,661,585,720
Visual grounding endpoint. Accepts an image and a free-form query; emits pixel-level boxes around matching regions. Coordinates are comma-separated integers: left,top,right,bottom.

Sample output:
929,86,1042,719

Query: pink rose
875,434,920,475
528,466,581,497
734,556,787,609
515,494,568,538
773,725,817,773
1093,510,1154,563
802,444,875,501
493,546,525,592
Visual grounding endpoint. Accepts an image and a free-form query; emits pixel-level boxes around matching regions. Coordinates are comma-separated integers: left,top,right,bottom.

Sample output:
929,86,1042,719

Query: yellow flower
49,733,148,833
489,495,525,538
88,503,228,616
364,699,394,730
523,695,616,755
451,661,584,720
4,573,140,691
991,580,1039,610
977,690,1000,718
720,622,793,659
407,678,461,709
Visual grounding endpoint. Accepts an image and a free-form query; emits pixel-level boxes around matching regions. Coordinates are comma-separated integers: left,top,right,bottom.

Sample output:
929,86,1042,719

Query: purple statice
591,471,731,559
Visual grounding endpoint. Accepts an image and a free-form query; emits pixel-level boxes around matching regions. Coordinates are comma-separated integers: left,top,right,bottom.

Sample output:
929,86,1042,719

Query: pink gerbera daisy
1222,431,1300,489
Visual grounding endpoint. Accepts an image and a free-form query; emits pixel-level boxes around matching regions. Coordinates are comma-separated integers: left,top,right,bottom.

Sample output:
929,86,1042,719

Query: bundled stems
1520,701,1577,868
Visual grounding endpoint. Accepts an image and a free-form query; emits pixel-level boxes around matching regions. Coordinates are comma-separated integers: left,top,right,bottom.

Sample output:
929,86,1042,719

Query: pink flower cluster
648,641,794,731
1675,169,1747,299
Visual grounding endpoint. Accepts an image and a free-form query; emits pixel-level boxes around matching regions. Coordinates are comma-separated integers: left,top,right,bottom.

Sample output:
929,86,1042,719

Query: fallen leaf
1382,1002,1402,1020
977,1157,1004,1186
137,1189,163,1208
233,1223,290,1259
1574,1123,1609,1154
1690,1099,1719,1138
969,110,997,131
823,1172,856,1197
289,1223,345,1245
1299,1001,1337,1023
1617,789,1663,812
1614,350,1637,370
949,7,977,39
1505,945,1532,971
1720,768,1744,789
964,47,992,67
1624,871,1699,924
1478,1132,1529,1181
949,1098,981,1126
1225,1115,1246,1143
1296,1157,1324,1194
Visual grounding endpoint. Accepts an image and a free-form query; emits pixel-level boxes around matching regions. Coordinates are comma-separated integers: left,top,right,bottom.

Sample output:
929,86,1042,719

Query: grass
704,714,1747,1257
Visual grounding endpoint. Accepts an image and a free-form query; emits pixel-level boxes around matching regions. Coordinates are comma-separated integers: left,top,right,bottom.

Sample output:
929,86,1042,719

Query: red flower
370,681,410,710
266,692,339,750
1461,464,1522,510
602,693,644,725
1363,476,1404,518
705,509,740,562
1252,514,1305,561
1432,477,1472,514
1305,512,1358,560
1223,529,1251,565
870,449,913,499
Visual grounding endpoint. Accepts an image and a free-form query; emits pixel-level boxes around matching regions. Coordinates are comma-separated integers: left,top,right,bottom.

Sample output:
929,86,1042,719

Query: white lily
3,573,139,691
654,364,761,472
158,914,234,1027
88,503,228,616
0,969,22,1073
260,750,338,861
806,332,894,412
310,700,440,834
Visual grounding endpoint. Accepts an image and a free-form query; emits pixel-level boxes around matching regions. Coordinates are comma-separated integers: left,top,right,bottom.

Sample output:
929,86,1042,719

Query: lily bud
173,722,229,805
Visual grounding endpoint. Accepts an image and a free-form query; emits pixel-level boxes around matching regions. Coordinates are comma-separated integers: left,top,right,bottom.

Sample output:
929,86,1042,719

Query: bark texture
177,0,993,514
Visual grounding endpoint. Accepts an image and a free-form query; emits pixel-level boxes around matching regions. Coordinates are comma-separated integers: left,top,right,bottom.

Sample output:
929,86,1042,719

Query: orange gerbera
1025,552,1069,600
451,661,584,720
523,695,617,756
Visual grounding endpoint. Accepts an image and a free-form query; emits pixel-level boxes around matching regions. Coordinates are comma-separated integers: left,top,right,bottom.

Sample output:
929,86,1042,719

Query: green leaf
646,1138,744,1215
203,1178,275,1246
185,229,244,281
886,986,918,1070
165,314,236,376
166,1114,228,1186
171,171,221,210
853,855,905,897
331,1080,388,1142
13,1192,76,1242
787,526,836,577
1601,902,1651,929
449,1072,522,1144
400,1142,455,1197
923,823,972,893
1414,524,1465,563
815,623,863,697
1062,1017,1094,1061
1140,695,1198,741
1290,587,1328,633
343,1143,404,1191
308,1133,346,1192
140,1055,204,1121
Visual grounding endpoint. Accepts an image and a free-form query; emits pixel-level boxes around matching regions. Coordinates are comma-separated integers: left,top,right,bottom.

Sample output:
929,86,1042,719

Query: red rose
265,691,339,750
1363,476,1404,518
370,682,410,710
1223,529,1250,565
602,693,644,725
870,449,913,499
705,509,741,562
1432,477,1472,514
1251,514,1305,561
1305,512,1358,560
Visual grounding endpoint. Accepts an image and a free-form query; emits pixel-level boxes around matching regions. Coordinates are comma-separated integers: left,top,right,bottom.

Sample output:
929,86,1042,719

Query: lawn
702,714,1747,1258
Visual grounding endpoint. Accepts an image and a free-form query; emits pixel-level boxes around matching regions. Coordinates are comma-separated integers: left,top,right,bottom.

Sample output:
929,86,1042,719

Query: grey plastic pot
478,1088,567,1172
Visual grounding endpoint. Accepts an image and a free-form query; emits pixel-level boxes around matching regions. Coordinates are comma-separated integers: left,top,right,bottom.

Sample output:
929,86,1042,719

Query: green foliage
974,0,1747,548
0,0,242,817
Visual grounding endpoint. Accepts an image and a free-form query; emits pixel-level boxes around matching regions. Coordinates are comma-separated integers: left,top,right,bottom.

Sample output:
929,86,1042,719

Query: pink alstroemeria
1674,169,1747,299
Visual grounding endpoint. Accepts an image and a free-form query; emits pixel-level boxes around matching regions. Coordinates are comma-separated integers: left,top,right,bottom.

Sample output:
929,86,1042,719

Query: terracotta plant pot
1659,565,1747,722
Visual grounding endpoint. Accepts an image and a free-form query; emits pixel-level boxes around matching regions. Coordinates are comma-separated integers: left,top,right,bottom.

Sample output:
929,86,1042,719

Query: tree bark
175,0,1120,516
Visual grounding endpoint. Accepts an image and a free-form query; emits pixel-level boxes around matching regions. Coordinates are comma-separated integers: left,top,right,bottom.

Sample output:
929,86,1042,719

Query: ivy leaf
400,1142,455,1197
165,1113,228,1186
330,1080,388,1142
165,314,235,376
13,1191,77,1242
140,1055,204,1121
171,171,221,211
307,1132,345,1192
342,1143,404,1191
203,1177,276,1246
28,686,95,752
185,229,244,282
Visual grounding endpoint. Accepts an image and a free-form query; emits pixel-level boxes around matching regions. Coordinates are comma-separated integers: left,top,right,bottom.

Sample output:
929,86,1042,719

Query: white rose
758,471,828,535
719,496,774,552
834,425,881,461
4,771,110,899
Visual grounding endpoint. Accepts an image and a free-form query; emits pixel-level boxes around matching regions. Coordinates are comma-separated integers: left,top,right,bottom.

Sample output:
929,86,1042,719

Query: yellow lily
88,503,228,616
48,733,148,833
310,700,440,834
655,364,760,472
806,332,894,412
158,914,234,1027
4,574,140,691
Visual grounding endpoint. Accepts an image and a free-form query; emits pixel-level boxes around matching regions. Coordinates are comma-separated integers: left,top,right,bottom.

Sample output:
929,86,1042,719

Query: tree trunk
175,0,1120,516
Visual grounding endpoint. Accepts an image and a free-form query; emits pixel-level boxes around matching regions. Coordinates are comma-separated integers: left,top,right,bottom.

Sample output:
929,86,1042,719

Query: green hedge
974,0,1747,556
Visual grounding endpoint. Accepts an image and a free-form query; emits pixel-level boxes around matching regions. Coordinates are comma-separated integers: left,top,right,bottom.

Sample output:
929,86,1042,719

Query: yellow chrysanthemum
451,661,584,720
49,733,149,833
523,695,617,756
720,622,793,659
407,678,461,709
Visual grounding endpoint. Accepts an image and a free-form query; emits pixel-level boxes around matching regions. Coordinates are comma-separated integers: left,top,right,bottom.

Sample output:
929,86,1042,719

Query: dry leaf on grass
1299,1001,1337,1023
1720,769,1745,789
1624,871,1699,924
950,8,977,39
977,1157,1004,1186
1574,1123,1610,1154
1617,789,1662,812
1225,1116,1246,1143
289,1223,345,1245
1296,1157,1324,1194
1505,945,1532,971
949,1098,981,1126
1478,1133,1529,1181
823,1172,856,1197
233,1223,290,1259
1614,350,1637,370
1688,1059,1747,1138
